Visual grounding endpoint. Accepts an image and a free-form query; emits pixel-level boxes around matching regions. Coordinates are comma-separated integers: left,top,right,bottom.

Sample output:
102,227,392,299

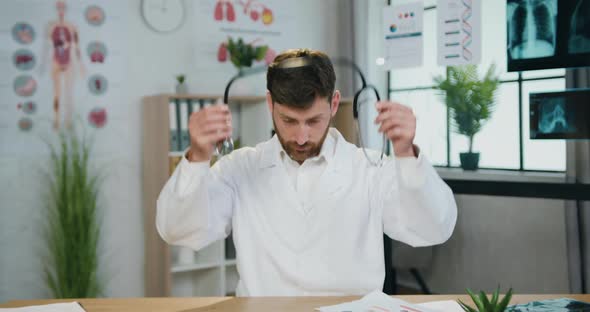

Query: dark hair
266,48,336,109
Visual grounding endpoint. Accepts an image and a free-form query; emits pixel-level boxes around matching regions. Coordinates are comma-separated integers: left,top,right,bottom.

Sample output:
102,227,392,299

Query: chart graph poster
382,1,424,69
437,0,481,66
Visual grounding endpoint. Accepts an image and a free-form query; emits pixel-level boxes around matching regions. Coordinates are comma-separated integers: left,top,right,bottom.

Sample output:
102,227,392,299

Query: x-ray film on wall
507,0,590,71
568,0,590,54
529,89,590,140
507,0,557,60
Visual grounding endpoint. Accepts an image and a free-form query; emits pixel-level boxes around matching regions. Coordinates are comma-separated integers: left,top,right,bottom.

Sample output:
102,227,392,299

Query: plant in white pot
175,74,187,94
434,64,500,170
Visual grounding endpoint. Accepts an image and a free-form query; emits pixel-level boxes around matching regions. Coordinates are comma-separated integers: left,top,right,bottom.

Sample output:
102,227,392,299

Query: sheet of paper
418,300,464,312
437,0,481,66
316,290,439,312
382,1,424,69
0,302,85,312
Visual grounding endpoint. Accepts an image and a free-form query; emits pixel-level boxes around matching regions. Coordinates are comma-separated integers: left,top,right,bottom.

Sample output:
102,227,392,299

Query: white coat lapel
255,136,308,251
309,130,353,208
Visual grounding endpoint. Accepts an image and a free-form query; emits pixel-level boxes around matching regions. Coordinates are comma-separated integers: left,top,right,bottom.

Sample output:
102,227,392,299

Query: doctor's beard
273,120,330,163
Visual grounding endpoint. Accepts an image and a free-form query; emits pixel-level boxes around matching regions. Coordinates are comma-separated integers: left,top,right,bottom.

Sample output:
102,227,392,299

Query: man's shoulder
227,145,259,159
220,138,273,165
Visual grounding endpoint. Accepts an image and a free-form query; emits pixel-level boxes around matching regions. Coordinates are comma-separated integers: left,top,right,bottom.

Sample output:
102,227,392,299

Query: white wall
0,0,352,301
394,170,571,294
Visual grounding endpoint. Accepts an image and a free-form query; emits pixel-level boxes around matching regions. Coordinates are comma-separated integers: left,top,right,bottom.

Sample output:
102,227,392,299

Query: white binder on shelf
179,101,190,151
169,101,180,152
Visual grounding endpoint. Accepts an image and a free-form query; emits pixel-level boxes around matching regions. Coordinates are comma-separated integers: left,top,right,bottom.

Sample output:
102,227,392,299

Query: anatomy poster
0,0,128,156
192,0,296,78
437,0,481,66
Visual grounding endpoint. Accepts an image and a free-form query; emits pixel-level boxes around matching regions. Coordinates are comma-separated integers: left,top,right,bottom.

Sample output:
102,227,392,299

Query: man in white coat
156,49,457,296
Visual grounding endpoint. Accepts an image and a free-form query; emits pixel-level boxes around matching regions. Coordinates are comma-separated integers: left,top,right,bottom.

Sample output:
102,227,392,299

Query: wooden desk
2,295,590,311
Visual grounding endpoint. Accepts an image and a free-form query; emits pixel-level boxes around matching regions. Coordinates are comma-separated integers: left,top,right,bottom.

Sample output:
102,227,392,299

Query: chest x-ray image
507,0,557,59
568,0,590,54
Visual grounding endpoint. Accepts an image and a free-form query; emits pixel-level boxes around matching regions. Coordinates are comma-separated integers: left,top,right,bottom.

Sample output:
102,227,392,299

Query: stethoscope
216,65,267,156
219,58,387,166
333,58,387,167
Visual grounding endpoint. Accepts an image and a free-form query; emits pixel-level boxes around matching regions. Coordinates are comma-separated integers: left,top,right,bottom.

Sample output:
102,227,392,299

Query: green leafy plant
458,287,513,312
226,37,268,69
176,74,186,84
433,64,500,153
43,130,102,298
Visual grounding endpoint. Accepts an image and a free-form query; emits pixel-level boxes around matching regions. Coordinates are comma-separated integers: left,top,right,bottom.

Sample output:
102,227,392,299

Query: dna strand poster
0,0,128,157
437,0,481,66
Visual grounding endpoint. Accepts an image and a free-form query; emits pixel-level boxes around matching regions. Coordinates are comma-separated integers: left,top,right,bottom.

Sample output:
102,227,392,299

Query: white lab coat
156,128,457,296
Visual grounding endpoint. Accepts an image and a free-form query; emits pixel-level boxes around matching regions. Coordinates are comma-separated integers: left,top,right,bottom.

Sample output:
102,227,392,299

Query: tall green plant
44,130,102,298
434,64,500,153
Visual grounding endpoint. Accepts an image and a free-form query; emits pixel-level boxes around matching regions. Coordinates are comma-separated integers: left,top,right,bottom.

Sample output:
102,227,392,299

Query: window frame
386,5,566,173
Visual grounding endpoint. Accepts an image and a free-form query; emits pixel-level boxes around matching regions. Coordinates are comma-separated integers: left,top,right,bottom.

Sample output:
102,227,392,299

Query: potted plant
43,130,103,298
225,37,269,71
458,287,513,312
434,64,500,170
175,74,187,94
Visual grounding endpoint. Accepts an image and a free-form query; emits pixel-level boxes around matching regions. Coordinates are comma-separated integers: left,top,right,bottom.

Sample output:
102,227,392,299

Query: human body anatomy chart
0,1,127,156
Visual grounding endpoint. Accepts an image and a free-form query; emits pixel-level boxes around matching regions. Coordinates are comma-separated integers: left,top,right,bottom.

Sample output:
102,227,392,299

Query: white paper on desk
316,290,440,312
419,300,464,312
382,1,424,69
0,302,86,312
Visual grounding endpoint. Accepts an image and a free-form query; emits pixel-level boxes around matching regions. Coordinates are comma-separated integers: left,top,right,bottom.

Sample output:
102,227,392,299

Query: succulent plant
458,287,513,312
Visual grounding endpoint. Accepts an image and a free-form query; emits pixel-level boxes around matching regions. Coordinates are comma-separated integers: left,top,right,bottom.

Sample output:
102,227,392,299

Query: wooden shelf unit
142,94,264,297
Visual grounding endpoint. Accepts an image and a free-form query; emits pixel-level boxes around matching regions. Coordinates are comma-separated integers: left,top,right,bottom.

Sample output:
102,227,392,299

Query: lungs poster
0,0,128,156
191,0,296,81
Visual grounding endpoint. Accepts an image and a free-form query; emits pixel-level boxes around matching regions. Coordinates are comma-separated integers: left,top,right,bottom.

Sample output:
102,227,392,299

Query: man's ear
330,90,341,117
266,90,273,115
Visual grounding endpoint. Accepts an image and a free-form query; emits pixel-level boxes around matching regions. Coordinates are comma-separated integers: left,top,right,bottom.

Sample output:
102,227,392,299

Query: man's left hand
374,101,416,157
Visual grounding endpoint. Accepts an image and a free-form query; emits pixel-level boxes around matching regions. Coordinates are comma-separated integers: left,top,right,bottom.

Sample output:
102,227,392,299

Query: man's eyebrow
278,112,325,120
278,113,295,120
307,113,324,120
